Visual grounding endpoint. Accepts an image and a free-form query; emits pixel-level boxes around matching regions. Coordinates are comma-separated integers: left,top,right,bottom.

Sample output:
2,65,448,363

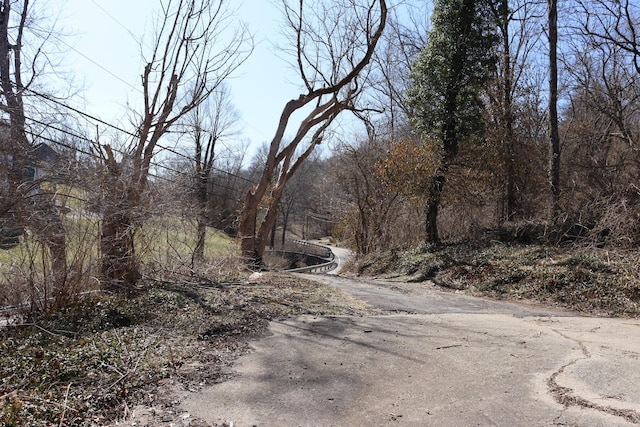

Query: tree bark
193,171,208,263
101,206,140,292
238,0,387,268
0,0,68,299
239,190,261,267
548,0,560,218
498,0,518,221
281,209,290,246
425,175,445,243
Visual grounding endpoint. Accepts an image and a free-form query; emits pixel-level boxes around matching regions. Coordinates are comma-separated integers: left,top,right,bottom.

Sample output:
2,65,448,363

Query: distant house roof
33,143,58,164
0,119,59,167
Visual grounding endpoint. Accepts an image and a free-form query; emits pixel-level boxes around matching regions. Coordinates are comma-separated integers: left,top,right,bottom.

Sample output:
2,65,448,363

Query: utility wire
31,24,142,94
29,131,248,205
24,87,257,185
26,117,249,201
4,10,255,209
87,0,142,44
24,87,137,137
30,9,262,184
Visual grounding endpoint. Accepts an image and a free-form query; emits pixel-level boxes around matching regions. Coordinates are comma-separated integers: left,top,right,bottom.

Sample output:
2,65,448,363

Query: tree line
324,0,640,254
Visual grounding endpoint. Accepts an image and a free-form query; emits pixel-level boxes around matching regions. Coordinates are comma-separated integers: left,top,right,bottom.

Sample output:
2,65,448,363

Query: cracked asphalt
169,251,640,426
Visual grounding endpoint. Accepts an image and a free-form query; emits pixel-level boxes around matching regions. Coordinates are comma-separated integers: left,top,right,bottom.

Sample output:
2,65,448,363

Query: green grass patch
140,216,238,262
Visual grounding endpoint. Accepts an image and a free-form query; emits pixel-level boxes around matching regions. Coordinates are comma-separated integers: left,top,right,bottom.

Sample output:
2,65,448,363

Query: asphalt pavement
167,271,640,427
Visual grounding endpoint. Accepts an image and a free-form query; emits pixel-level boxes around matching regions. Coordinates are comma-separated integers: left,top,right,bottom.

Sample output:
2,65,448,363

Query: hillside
349,241,640,317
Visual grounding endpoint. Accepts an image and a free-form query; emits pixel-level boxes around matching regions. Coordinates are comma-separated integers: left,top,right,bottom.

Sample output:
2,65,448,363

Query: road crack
547,329,640,424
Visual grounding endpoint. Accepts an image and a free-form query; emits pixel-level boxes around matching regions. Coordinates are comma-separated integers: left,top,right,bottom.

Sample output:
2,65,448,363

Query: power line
26,116,95,146
35,137,248,201
87,0,142,44
24,120,250,200
30,11,263,183
31,24,142,94
24,87,137,138
23,87,256,185
30,139,247,208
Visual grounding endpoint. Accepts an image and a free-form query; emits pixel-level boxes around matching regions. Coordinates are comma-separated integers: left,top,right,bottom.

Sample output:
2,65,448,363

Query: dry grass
350,241,640,317
0,215,239,311
0,270,373,426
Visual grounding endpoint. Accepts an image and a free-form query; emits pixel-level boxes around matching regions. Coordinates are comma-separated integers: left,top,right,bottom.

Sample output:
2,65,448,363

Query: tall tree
548,0,560,218
96,0,251,291
0,0,68,303
486,0,546,221
184,84,240,265
408,0,499,242
238,0,387,268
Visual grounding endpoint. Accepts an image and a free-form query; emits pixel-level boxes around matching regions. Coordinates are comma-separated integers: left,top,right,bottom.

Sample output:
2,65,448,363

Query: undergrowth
351,241,640,317
0,273,371,426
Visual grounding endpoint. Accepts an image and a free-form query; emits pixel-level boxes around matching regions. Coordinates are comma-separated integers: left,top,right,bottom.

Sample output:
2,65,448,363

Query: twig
106,370,129,392
4,323,75,337
59,383,72,427
0,390,18,406
16,393,78,413
122,400,130,420
435,344,462,350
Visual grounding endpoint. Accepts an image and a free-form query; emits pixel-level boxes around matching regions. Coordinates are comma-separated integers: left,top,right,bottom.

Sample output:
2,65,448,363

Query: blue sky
60,0,299,155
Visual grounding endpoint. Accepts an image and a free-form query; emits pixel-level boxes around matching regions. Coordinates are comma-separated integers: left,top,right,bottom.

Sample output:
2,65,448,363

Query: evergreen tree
408,0,499,242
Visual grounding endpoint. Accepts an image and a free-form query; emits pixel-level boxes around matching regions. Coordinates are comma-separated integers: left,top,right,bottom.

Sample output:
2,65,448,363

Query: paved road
325,245,352,276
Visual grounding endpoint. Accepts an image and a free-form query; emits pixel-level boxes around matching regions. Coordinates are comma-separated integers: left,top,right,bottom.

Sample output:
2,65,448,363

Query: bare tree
369,3,428,139
0,0,68,303
95,0,251,291
486,0,546,221
576,0,640,76
548,0,560,218
183,84,240,264
238,0,387,267
334,136,403,254
555,1,640,244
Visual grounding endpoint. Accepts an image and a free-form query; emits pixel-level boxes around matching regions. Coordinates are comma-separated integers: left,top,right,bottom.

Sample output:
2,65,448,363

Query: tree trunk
499,0,518,221
194,221,206,263
255,186,286,263
239,191,261,267
425,175,445,243
100,164,142,291
548,0,560,218
423,83,458,242
193,173,208,263
101,203,140,292
31,202,68,306
281,210,290,245
269,216,277,250
425,201,439,243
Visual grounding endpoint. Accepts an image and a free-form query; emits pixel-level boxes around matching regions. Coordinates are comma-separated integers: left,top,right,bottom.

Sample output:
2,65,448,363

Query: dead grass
0,272,373,426
350,241,640,317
